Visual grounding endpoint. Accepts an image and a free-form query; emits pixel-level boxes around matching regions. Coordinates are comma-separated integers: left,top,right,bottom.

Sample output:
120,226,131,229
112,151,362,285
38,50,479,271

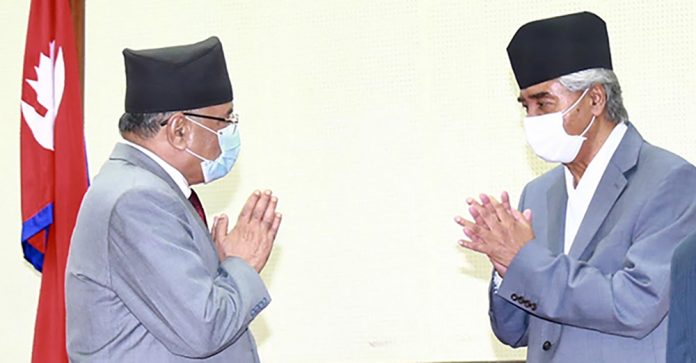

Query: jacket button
531,303,537,311
542,341,552,351
511,293,518,301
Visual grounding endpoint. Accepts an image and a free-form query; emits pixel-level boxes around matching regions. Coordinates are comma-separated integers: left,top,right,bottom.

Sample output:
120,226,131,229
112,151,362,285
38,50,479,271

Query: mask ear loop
562,88,591,116
561,88,595,138
579,115,597,138
183,115,221,162
185,148,209,162
184,116,217,135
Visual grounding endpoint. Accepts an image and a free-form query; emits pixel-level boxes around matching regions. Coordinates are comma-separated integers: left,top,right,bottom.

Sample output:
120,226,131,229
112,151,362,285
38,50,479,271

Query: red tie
188,189,208,228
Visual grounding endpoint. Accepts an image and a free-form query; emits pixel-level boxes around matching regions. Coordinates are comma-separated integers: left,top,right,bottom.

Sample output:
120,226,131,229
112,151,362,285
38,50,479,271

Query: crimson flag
20,0,89,361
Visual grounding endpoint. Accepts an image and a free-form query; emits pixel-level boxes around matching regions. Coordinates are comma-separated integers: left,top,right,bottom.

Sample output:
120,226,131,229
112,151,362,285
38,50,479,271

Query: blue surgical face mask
184,116,241,184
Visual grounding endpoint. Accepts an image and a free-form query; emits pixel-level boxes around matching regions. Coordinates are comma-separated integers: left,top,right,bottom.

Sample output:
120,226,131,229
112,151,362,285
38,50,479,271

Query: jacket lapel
109,143,212,233
109,143,186,200
567,123,642,259
546,169,567,256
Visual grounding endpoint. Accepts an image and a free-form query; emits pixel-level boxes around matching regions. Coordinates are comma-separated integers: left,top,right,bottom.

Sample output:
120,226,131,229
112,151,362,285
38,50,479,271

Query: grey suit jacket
489,124,696,363
66,144,270,362
666,230,696,362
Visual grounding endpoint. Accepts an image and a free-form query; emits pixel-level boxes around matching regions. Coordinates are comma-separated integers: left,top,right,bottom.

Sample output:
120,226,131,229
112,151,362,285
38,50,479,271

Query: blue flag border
21,203,54,272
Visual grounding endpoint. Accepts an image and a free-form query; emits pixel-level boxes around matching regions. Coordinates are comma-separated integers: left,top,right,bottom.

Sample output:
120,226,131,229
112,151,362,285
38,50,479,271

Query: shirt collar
120,140,192,198
561,121,628,254
564,121,629,194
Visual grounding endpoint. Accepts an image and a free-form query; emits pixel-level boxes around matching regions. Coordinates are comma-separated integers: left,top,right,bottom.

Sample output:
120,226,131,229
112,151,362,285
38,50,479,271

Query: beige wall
2,1,696,362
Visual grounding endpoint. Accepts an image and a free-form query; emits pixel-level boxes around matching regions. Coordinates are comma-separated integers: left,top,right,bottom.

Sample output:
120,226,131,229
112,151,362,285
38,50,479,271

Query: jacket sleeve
488,186,530,347
107,188,270,358
666,232,696,363
497,164,696,339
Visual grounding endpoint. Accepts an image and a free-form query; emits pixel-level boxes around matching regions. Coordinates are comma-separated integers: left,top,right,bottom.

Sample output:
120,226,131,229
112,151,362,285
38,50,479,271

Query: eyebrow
517,91,552,103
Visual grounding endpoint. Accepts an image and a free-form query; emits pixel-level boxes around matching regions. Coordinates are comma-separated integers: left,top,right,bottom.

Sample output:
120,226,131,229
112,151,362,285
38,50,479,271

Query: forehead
517,79,569,101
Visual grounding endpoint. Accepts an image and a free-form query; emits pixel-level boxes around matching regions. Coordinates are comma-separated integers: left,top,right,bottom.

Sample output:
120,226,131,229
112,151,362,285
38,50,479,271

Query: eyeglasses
183,112,239,125
159,112,239,127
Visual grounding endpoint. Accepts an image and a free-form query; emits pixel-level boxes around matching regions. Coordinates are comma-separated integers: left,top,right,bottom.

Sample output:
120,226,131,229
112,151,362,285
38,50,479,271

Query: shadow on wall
458,247,496,282
525,144,555,178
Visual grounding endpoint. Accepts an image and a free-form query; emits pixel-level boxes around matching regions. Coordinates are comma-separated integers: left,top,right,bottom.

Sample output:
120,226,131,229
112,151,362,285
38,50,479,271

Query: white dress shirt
563,122,627,253
120,140,192,198
493,122,628,290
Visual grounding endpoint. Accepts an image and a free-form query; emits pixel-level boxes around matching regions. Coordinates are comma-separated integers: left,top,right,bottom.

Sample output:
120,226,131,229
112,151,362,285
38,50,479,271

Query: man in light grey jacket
66,36,282,362
455,12,696,362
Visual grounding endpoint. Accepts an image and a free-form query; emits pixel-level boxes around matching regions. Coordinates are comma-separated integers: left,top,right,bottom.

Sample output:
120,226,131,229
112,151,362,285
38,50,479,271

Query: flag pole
69,0,84,102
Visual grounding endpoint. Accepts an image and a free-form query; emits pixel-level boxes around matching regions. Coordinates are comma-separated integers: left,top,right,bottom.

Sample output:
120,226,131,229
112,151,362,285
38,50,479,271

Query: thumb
213,214,229,243
510,208,533,225
523,209,533,223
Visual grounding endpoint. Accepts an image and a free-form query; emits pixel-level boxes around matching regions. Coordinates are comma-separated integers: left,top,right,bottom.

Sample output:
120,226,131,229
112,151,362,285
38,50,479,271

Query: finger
463,224,494,245
509,207,532,226
466,226,487,244
268,213,283,239
464,223,495,243
461,212,497,245
476,194,501,227
458,239,491,255
455,215,484,229
501,191,512,213
469,206,490,230
463,226,483,242
238,191,261,223
262,196,278,227
251,190,272,221
465,197,490,229
489,195,514,225
455,217,478,231
211,216,218,234
213,214,229,243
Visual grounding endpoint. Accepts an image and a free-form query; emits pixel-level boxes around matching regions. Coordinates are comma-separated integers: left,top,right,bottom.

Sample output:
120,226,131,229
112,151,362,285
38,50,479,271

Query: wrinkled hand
212,190,282,272
454,191,534,277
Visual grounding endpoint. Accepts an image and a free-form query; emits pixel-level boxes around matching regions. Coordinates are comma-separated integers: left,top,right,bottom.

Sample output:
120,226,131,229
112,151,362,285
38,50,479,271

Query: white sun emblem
21,41,65,151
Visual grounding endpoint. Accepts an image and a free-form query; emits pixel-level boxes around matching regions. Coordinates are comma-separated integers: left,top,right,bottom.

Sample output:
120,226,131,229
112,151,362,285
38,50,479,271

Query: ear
164,112,193,151
589,84,606,116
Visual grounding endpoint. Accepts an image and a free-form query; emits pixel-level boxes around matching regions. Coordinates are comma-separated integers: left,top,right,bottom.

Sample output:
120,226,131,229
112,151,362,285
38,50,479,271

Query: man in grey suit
455,12,696,362
66,37,282,362
666,231,696,362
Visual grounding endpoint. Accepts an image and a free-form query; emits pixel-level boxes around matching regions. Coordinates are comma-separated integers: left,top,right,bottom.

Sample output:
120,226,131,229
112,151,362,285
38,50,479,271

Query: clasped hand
211,190,282,273
454,191,534,277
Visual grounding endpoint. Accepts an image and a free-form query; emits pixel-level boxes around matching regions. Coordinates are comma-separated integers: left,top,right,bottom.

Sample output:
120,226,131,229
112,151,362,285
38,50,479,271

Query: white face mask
523,88,596,163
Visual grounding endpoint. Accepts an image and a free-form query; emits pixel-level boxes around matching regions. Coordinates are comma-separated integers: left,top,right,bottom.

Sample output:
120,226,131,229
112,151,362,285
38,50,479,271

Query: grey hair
118,112,175,138
558,68,629,124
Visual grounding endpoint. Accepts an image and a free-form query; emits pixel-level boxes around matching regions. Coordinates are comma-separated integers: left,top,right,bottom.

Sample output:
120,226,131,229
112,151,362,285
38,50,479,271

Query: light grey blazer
489,123,696,363
66,144,270,362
